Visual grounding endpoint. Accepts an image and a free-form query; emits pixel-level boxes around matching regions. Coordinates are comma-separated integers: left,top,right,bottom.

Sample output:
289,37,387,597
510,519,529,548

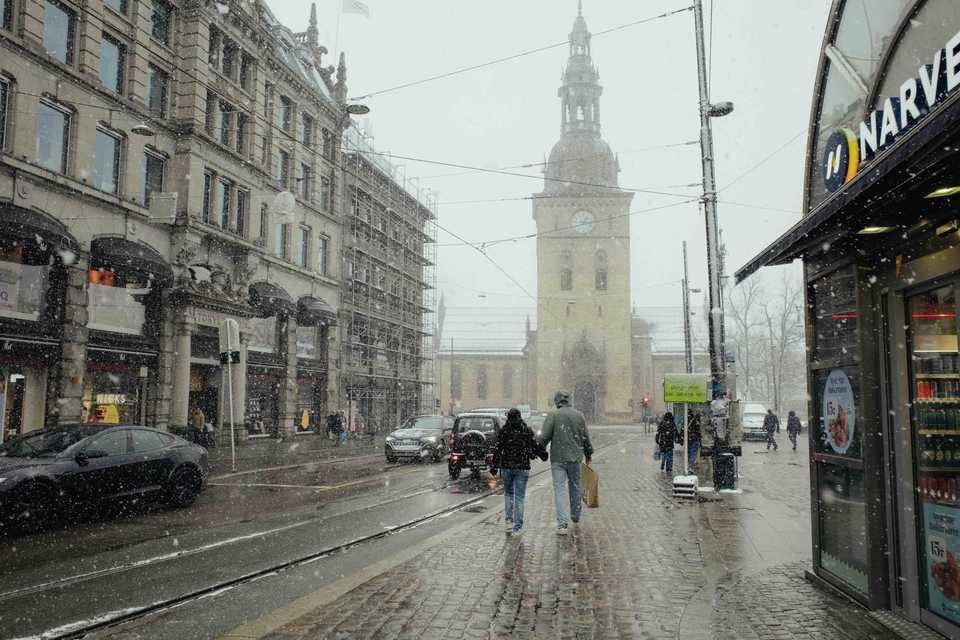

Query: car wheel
167,467,202,508
386,455,397,463
448,463,461,480
433,447,444,463
5,482,58,535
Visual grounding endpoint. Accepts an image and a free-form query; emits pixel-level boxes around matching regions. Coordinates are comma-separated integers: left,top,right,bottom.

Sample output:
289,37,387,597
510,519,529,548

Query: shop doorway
188,365,219,430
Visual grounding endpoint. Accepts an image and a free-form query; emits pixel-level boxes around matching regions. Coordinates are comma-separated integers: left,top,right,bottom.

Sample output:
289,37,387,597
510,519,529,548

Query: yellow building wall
437,355,528,413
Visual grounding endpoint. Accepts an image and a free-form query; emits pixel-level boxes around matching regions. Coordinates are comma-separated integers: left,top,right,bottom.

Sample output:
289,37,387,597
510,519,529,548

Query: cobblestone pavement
256,433,902,640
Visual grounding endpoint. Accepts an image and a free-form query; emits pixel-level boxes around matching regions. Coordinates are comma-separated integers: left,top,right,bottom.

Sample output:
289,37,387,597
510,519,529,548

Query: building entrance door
574,381,597,423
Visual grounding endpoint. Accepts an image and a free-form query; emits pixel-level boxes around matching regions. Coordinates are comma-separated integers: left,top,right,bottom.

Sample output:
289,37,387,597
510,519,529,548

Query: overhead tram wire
717,127,807,194
348,5,695,101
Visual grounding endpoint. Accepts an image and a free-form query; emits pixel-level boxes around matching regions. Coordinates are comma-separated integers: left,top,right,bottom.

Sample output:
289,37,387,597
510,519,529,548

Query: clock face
572,210,595,234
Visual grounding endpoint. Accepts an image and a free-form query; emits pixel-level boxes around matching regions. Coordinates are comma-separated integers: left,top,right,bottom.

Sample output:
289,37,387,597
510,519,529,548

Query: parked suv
448,412,501,480
384,415,454,463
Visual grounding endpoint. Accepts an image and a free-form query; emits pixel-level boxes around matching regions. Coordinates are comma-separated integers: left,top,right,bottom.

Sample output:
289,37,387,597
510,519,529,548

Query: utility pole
693,0,729,400
681,241,693,374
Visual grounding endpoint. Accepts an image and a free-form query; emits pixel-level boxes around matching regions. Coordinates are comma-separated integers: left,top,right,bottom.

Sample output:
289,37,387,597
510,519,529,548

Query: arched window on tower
561,268,573,291
477,364,488,400
595,270,607,290
595,250,607,290
502,365,513,398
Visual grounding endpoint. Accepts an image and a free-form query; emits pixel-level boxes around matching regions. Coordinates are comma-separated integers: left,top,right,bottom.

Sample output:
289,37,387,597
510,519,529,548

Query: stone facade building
0,0,434,440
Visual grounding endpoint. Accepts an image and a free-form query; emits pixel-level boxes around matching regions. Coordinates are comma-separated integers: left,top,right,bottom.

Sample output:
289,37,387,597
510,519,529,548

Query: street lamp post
693,0,731,400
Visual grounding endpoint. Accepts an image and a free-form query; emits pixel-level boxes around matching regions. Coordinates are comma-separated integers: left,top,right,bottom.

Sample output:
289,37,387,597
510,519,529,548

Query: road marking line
210,453,383,480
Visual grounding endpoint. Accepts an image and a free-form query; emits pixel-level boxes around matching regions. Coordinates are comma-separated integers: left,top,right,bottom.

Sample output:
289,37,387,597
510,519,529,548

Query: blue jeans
502,469,529,532
687,440,700,470
551,462,582,527
660,448,674,472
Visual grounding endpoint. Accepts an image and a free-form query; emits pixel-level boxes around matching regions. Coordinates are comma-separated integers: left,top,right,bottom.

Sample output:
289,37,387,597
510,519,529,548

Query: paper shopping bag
581,463,599,508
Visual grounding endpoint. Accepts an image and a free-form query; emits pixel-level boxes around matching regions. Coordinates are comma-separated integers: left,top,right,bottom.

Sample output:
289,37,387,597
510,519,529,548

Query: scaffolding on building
337,125,438,432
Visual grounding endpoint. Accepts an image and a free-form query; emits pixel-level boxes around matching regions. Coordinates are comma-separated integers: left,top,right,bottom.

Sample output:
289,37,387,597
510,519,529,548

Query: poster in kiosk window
924,502,960,626
816,368,861,458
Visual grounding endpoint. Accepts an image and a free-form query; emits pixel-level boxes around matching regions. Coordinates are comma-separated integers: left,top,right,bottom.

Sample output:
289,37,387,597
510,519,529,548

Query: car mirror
82,449,108,461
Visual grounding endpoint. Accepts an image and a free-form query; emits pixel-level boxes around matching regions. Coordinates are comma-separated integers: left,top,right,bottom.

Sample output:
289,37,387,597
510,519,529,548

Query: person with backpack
496,408,547,537
655,412,678,473
764,409,780,451
786,411,802,451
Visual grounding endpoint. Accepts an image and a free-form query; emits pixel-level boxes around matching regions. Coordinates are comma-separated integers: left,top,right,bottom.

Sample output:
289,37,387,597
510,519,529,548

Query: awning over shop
0,203,78,252
249,281,296,317
736,93,960,284
90,236,174,285
297,296,337,327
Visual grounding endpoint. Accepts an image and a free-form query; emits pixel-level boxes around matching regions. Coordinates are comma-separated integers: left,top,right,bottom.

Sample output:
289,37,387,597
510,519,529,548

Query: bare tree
725,276,765,400
760,269,805,414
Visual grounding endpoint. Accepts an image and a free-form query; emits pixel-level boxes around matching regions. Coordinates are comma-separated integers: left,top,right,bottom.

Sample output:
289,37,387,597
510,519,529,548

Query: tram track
12,436,628,640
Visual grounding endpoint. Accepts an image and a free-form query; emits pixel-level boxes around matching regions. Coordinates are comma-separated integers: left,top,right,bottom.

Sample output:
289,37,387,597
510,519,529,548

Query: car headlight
0,478,7,484
422,436,437,443
385,436,396,442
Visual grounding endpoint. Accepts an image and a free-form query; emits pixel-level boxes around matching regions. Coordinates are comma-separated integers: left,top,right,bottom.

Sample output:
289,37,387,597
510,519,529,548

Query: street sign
663,373,710,404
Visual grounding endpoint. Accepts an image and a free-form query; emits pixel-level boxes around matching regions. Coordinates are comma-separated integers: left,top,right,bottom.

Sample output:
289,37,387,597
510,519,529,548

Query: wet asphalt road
0,427,628,639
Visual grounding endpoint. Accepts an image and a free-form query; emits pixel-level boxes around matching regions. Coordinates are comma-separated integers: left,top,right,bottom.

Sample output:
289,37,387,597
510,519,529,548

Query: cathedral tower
532,4,634,422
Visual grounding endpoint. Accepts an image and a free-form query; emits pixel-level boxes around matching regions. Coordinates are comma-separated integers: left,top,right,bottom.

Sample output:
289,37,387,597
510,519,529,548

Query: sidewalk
207,433,386,476
239,436,903,640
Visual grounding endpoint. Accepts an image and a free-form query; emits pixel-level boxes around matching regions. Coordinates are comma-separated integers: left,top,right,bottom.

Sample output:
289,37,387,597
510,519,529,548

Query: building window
301,113,313,146
320,175,332,212
36,100,70,174
259,204,268,242
43,0,74,64
202,171,213,223
99,34,125,94
298,163,311,200
560,268,572,291
0,78,8,151
103,0,126,12
93,126,121,194
2,0,14,29
595,269,607,290
317,235,328,276
321,128,334,160
451,365,462,399
477,364,488,400
218,177,232,227
277,95,292,132
239,54,254,91
143,149,165,206
207,28,220,64
150,0,173,45
236,188,248,236
502,365,513,398
147,64,169,117
276,150,290,188
236,113,248,154
274,223,288,259
296,225,309,268
221,40,238,79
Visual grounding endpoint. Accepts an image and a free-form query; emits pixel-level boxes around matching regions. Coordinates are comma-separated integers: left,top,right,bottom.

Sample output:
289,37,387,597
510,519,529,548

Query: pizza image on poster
821,369,856,455
925,502,960,625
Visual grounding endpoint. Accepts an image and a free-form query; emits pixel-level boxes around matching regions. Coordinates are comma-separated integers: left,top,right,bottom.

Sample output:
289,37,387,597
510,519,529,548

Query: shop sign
663,373,710,404
924,502,960,625
823,28,960,192
821,369,856,455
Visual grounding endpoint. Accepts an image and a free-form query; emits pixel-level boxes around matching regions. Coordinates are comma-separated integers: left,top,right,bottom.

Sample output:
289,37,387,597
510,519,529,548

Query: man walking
786,410,802,451
655,412,678,473
539,391,593,536
764,409,780,451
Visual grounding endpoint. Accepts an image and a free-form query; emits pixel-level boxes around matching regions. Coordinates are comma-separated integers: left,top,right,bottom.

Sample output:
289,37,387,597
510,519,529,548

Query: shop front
83,237,172,427
0,205,77,439
737,2,960,636
246,282,296,438
294,296,335,435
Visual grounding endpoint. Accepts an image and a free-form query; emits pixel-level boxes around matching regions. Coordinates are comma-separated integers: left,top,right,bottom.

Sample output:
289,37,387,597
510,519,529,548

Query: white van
742,402,769,441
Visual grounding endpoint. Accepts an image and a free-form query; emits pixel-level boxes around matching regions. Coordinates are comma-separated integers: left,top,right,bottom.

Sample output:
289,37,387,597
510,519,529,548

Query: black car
448,412,501,480
0,424,209,534
384,415,454,463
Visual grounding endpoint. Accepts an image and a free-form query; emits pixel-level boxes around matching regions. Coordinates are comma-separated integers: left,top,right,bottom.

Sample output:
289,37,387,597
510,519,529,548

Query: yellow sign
663,374,709,404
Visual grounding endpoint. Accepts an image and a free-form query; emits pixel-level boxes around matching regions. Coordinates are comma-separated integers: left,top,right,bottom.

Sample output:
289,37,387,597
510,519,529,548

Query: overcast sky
268,0,832,316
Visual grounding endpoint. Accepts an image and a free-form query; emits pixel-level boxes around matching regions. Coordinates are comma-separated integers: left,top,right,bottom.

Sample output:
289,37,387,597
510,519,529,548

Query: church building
437,6,640,423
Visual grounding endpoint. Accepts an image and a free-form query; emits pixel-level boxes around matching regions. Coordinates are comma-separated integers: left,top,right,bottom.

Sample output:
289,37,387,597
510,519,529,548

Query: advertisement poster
821,369,856,455
663,373,710,404
924,502,960,625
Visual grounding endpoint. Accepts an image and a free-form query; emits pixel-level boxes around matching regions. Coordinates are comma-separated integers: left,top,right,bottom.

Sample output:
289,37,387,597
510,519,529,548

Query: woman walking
497,408,546,537
655,412,678,474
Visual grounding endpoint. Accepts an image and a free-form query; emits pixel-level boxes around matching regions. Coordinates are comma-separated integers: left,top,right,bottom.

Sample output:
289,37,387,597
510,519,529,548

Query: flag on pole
343,0,369,18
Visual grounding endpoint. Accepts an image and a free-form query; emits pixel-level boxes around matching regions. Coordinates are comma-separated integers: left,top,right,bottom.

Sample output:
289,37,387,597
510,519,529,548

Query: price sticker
929,535,948,563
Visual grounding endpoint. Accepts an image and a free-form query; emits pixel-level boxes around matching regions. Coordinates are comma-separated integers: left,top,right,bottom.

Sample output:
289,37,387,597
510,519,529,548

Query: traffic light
641,397,649,407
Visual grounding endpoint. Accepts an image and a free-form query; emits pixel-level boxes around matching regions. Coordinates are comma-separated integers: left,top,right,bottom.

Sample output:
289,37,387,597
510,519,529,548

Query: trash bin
715,452,736,490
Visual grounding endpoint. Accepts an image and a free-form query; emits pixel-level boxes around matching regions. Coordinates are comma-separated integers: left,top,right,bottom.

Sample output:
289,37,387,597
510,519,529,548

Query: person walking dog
539,391,593,536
